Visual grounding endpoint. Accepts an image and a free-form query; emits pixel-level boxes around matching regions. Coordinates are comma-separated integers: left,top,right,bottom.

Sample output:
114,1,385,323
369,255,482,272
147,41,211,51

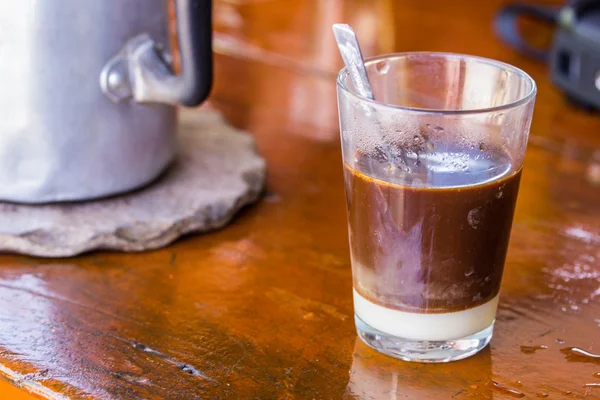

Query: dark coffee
344,147,521,314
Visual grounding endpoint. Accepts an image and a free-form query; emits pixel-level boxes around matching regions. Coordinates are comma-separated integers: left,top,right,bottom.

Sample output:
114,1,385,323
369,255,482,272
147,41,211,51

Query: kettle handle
170,0,213,106
100,0,213,106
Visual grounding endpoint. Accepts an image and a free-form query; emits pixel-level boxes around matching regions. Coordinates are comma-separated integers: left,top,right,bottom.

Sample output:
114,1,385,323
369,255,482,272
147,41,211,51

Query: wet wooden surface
0,378,39,399
1,0,600,398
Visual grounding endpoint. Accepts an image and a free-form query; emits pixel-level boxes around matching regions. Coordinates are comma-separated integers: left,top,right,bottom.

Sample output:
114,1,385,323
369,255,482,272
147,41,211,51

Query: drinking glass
336,52,536,362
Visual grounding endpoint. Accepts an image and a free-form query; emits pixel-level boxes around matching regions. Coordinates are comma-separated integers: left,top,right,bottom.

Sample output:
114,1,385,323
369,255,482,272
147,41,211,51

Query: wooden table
2,0,600,398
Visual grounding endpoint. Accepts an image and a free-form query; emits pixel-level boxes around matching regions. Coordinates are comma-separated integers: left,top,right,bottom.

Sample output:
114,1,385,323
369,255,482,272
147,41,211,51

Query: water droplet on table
520,345,548,354
561,347,600,364
491,381,525,398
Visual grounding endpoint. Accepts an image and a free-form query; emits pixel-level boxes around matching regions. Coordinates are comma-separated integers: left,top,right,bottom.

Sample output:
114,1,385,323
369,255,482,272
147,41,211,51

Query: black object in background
495,0,600,111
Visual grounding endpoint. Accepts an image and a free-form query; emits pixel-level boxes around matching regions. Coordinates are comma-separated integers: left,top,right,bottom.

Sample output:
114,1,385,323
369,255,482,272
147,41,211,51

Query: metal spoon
332,24,374,100
332,23,399,165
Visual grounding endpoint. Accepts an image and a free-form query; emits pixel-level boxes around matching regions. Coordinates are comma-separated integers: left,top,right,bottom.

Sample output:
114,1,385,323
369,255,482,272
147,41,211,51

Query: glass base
355,314,493,363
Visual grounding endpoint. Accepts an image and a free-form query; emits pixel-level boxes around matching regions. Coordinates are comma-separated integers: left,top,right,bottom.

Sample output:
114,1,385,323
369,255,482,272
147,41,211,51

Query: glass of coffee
336,52,536,362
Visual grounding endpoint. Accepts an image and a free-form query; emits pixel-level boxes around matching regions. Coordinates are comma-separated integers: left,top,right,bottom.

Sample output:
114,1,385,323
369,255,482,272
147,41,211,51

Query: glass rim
336,51,537,115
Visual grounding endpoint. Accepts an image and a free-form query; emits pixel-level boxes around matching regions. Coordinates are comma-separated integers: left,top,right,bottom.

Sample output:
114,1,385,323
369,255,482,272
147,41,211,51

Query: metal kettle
0,0,212,203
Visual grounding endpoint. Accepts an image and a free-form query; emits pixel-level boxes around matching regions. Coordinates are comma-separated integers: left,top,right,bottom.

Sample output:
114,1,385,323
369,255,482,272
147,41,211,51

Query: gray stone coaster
0,109,266,258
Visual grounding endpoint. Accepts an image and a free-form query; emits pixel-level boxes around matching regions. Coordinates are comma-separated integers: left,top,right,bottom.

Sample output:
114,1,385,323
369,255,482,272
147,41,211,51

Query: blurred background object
211,0,397,136
496,0,600,110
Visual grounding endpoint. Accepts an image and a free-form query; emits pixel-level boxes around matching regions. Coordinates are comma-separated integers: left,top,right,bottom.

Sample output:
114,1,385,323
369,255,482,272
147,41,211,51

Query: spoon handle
332,24,374,100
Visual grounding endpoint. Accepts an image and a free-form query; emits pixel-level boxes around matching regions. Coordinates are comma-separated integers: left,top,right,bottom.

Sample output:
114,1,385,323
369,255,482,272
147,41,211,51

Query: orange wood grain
0,378,39,400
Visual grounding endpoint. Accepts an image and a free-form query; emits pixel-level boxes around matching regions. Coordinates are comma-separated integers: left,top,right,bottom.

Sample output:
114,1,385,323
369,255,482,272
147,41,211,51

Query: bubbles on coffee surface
355,137,513,188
